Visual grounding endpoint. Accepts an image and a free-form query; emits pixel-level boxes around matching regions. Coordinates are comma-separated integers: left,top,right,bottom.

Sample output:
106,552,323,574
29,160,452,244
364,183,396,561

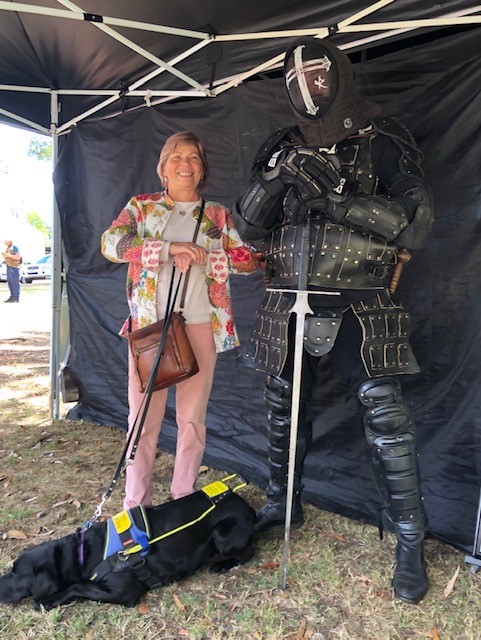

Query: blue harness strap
103,505,150,559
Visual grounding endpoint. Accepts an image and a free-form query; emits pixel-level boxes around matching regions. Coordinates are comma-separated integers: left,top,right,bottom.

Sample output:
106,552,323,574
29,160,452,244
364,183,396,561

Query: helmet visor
284,42,339,121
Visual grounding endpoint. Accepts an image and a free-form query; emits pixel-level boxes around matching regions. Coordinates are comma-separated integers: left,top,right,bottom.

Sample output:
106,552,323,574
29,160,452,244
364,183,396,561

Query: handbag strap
178,199,205,313
85,200,205,526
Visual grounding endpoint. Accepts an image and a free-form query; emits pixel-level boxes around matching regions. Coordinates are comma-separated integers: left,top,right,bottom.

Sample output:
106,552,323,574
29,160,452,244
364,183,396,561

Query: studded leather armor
235,117,433,377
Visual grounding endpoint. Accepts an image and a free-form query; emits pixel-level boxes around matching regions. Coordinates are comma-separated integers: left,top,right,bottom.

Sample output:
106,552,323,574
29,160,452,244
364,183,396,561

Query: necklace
175,200,201,216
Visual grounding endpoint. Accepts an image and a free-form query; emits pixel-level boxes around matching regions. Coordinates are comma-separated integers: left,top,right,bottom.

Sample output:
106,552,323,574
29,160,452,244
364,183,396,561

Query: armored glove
265,147,355,212
282,187,315,225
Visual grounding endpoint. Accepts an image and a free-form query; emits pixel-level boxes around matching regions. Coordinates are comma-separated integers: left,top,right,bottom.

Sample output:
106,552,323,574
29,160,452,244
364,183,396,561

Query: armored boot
255,375,309,533
359,377,428,604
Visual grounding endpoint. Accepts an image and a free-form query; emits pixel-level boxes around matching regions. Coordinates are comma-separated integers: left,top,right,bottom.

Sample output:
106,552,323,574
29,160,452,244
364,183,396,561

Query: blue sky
0,123,53,227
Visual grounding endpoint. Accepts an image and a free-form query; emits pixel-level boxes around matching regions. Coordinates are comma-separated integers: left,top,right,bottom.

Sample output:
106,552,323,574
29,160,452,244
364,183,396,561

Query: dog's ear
31,566,61,602
0,556,36,604
0,569,30,603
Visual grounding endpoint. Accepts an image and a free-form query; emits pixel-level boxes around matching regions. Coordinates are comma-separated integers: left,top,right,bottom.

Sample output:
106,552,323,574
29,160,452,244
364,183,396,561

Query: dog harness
104,506,151,558
89,474,246,587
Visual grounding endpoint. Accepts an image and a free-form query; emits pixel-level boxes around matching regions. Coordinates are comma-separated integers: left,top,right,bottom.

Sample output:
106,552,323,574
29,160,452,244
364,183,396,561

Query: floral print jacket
101,191,259,353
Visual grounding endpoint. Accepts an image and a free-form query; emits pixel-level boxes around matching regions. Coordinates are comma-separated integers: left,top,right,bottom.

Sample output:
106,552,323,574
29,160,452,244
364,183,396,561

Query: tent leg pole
49,91,61,420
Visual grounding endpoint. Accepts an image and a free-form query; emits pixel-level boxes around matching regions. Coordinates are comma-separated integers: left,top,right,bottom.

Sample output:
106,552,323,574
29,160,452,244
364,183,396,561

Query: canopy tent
1,1,480,555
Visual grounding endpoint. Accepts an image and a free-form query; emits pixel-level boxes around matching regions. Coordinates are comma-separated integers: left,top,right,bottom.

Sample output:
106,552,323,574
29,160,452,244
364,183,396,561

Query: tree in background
27,138,52,162
26,211,50,238
26,136,52,251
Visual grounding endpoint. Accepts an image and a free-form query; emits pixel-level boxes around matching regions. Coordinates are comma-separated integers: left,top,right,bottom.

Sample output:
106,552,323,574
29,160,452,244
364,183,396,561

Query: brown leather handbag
127,312,198,392
127,201,204,393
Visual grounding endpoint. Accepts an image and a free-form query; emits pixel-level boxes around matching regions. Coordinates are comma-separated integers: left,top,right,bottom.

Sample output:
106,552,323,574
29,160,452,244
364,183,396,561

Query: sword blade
281,289,313,590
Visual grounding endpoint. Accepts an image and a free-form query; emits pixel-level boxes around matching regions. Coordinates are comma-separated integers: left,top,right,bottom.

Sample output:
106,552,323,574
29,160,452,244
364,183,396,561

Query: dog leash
84,204,205,530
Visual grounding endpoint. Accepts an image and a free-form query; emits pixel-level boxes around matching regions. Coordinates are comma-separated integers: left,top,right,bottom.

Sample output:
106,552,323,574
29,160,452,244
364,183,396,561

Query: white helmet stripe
293,45,319,116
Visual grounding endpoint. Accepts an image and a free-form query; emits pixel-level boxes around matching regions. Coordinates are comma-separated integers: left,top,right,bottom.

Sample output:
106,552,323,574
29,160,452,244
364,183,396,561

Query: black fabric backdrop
53,28,481,552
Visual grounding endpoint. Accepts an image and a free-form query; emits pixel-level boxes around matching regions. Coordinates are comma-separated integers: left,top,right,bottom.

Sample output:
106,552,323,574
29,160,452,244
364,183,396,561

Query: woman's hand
169,242,207,272
173,253,194,273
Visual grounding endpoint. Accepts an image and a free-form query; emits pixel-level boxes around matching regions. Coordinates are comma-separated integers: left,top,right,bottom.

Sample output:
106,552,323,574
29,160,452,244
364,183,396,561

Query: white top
155,200,211,324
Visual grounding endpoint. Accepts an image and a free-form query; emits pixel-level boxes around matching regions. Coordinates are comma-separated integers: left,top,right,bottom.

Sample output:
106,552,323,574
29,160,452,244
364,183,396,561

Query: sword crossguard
290,290,313,317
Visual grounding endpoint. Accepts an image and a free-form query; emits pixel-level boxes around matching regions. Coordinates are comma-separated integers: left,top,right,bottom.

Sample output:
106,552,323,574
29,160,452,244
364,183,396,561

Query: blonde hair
157,131,209,188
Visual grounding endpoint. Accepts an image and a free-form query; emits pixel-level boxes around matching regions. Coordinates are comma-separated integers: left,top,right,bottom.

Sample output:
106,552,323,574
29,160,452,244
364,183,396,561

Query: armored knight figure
233,38,434,604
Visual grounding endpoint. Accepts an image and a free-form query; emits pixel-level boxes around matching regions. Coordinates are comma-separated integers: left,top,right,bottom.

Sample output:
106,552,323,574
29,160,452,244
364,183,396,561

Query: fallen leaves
326,530,347,543
4,529,28,540
173,593,186,612
51,497,82,509
443,565,460,597
259,561,280,571
296,618,307,639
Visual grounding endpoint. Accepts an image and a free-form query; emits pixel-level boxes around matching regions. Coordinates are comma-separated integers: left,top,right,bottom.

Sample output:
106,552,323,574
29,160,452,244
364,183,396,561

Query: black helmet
284,40,339,121
283,38,382,146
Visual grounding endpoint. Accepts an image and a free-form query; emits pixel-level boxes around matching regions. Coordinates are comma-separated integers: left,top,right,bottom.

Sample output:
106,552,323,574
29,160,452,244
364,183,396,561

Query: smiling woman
101,129,260,512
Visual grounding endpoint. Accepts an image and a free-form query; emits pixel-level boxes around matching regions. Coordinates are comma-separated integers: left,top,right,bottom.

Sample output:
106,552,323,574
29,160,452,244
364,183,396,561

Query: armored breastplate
258,131,397,292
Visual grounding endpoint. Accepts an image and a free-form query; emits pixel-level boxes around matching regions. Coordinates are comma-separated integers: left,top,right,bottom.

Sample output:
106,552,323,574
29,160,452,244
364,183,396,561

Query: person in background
2,240,22,303
234,38,433,604
101,131,259,510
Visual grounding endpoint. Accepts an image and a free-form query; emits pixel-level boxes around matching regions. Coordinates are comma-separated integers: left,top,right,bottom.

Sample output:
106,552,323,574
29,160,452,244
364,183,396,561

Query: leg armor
359,376,428,604
255,375,311,533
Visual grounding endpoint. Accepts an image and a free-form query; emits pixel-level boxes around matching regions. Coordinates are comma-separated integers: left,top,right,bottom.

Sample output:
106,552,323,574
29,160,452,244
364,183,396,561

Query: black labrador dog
0,480,256,609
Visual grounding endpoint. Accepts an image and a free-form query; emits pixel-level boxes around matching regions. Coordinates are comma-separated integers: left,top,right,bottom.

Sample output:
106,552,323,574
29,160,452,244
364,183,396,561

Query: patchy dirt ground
1,283,480,639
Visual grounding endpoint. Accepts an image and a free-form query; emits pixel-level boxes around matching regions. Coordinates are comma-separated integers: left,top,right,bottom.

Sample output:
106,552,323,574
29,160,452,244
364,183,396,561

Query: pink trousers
124,322,217,509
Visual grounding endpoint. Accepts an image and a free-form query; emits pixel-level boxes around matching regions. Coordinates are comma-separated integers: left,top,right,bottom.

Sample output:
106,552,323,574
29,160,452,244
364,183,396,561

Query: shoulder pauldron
372,116,424,178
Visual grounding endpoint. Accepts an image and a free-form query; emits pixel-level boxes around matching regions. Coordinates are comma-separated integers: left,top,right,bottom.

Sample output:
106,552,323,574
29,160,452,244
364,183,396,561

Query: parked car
0,261,28,283
23,255,52,283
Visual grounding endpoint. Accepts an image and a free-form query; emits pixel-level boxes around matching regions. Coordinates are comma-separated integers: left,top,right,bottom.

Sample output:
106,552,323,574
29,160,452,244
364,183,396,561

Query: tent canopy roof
1,0,480,134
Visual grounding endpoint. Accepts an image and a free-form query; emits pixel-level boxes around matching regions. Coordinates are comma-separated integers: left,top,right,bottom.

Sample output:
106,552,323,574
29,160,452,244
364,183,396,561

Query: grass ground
0,282,480,639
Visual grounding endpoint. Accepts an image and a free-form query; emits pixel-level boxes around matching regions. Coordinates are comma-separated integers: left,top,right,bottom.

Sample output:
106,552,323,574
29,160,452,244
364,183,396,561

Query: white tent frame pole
0,84,50,93
0,106,49,133
56,39,211,134
55,0,209,94
338,0,396,27
213,6,481,96
0,86,207,97
0,1,209,39
342,16,481,30
216,0,395,41
49,91,62,420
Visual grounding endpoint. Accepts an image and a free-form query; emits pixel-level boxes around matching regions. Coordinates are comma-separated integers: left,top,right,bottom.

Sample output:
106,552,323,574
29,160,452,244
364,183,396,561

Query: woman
101,131,259,509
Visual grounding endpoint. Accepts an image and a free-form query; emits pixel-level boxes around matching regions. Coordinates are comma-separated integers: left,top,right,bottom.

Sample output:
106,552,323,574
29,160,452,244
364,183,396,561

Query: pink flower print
229,246,251,263
209,281,229,308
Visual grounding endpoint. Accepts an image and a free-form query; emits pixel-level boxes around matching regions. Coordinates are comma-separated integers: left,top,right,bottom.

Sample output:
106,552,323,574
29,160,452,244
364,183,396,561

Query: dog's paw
209,558,238,574
34,599,57,611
